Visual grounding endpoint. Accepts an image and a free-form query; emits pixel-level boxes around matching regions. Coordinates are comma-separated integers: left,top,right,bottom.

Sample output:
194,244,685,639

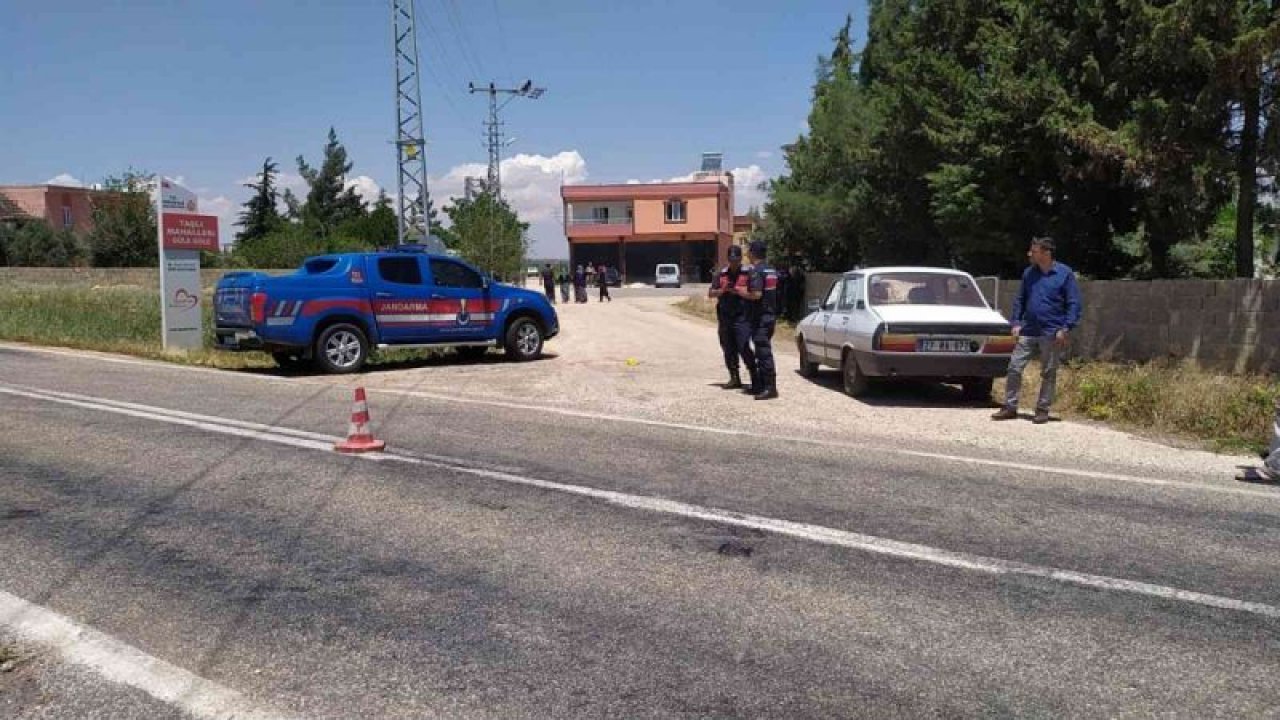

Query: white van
655,263,681,288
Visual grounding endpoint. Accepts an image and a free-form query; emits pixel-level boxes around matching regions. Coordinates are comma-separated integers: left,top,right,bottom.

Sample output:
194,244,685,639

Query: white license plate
919,338,973,353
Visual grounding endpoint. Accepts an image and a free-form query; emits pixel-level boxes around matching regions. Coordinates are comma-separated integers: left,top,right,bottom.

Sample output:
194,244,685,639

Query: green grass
676,295,1276,453
0,280,445,370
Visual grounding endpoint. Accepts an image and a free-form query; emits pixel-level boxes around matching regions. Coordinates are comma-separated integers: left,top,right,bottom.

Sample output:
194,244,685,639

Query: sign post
155,178,219,351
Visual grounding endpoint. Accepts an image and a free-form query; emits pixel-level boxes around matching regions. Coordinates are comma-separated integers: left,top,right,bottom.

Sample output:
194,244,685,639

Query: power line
490,0,516,82
440,0,488,80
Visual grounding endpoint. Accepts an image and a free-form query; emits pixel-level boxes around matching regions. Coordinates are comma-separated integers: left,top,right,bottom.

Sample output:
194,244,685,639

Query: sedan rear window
868,272,986,307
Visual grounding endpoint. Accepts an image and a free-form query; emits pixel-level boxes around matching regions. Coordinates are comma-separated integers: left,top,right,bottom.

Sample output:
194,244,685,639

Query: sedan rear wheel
842,351,869,397
797,336,818,378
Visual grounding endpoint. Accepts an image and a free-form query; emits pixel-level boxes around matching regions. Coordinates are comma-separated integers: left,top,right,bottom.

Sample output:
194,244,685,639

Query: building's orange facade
561,174,734,283
0,185,106,235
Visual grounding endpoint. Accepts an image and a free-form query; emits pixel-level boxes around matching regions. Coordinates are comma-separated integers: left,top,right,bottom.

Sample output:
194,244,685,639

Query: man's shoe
1032,410,1050,424
991,407,1018,421
724,374,743,390
754,387,779,400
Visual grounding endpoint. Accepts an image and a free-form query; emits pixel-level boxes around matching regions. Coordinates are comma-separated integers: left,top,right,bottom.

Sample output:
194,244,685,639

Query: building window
62,206,74,229
664,199,686,223
592,206,609,222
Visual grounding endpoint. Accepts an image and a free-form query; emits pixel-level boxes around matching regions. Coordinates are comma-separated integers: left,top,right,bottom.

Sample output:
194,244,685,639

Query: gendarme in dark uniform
708,245,754,389
743,240,779,400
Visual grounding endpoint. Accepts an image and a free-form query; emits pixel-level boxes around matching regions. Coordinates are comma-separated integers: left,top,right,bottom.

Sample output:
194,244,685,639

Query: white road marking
5,382,1280,621
371,387,1280,501
0,589,290,720
1,342,1265,500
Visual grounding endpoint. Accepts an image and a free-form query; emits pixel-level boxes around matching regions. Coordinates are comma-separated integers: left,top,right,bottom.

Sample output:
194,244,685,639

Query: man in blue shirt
992,236,1082,424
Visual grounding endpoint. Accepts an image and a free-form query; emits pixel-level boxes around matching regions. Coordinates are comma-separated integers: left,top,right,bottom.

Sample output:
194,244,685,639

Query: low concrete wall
801,271,1279,374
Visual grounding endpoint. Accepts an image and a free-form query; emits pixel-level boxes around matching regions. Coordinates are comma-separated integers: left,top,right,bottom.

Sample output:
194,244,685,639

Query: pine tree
296,127,366,237
235,157,283,248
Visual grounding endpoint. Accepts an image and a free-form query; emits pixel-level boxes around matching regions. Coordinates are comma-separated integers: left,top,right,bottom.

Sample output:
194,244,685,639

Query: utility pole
466,80,544,275
467,80,545,200
391,0,437,249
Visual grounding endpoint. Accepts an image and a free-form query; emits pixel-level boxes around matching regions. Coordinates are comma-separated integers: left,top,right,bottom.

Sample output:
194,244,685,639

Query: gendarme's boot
741,372,761,395
724,370,743,390
754,384,779,400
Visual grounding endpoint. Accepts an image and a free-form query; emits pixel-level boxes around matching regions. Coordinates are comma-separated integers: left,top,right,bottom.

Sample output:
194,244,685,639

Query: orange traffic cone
334,387,386,453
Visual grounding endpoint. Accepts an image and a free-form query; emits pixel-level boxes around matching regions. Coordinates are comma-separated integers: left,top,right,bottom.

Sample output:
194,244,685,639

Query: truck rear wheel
314,323,369,374
504,317,543,361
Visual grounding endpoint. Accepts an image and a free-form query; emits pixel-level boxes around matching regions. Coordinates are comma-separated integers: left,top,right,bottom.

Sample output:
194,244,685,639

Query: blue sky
2,0,867,258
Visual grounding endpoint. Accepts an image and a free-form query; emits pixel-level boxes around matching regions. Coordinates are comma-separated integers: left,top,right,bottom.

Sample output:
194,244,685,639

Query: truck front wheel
315,323,369,374
504,317,543,361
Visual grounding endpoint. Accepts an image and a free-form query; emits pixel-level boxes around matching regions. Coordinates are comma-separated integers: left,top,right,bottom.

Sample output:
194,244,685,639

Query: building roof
0,192,34,221
562,181,729,202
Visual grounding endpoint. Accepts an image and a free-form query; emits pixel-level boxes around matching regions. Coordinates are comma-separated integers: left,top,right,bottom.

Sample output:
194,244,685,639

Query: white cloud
431,151,588,258
729,165,771,214
344,175,382,207
196,194,237,250
45,173,84,187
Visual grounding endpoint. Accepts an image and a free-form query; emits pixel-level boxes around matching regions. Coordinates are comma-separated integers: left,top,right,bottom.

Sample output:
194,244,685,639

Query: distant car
795,267,1014,399
655,263,681,288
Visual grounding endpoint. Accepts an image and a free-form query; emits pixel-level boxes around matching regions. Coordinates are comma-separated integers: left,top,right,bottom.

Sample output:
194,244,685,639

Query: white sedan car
795,267,1015,399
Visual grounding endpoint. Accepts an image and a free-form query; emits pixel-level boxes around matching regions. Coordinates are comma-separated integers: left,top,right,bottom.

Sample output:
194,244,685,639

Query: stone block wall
802,271,1278,374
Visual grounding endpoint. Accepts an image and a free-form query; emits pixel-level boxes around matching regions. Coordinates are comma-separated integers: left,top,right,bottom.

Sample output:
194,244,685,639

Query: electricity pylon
391,0,435,248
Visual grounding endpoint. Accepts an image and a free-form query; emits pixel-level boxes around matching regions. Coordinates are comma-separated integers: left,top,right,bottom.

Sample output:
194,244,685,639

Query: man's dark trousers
720,312,753,379
733,317,758,388
751,314,776,389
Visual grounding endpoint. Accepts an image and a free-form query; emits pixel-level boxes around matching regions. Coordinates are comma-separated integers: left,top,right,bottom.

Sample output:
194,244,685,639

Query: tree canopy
442,192,529,280
767,2,1280,278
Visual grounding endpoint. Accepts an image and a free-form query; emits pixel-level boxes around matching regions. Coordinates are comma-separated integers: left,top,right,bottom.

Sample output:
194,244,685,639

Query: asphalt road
1,344,1279,718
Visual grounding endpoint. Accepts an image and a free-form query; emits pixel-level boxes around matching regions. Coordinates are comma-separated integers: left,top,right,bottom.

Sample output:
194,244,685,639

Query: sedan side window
821,281,842,311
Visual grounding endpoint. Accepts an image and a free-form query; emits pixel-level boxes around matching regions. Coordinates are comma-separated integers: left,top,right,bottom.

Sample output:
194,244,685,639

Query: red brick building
0,184,110,234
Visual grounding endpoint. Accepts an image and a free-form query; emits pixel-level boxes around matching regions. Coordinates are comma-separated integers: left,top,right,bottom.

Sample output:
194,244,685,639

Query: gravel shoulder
342,291,1257,483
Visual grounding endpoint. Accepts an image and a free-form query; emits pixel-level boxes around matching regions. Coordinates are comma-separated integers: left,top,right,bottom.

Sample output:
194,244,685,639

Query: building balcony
565,217,634,239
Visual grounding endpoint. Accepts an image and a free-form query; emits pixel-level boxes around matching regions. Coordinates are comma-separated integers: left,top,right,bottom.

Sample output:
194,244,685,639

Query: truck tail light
250,292,268,324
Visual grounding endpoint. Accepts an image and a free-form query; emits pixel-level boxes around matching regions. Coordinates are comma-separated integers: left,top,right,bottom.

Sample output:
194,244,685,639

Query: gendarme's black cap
748,240,767,258
727,245,743,260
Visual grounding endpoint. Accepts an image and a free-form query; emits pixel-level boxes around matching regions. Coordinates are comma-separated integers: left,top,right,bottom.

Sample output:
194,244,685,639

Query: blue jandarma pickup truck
214,247,559,373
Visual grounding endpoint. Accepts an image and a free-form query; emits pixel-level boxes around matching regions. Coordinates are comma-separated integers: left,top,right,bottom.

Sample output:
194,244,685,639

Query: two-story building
561,171,734,284
0,184,108,235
